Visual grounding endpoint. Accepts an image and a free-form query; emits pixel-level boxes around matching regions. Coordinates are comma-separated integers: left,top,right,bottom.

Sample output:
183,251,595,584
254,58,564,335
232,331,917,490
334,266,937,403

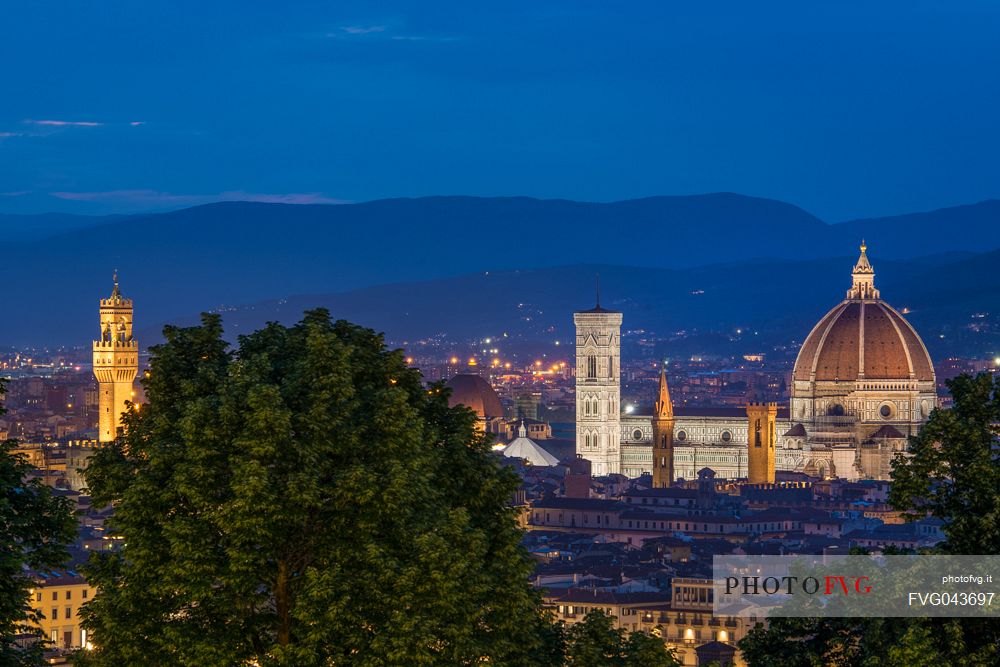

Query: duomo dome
790,243,936,432
445,373,504,419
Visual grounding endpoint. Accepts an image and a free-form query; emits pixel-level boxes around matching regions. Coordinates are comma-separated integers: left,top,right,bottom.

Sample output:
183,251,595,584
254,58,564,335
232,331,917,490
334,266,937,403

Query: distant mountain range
146,251,997,361
0,212,126,242
2,193,998,347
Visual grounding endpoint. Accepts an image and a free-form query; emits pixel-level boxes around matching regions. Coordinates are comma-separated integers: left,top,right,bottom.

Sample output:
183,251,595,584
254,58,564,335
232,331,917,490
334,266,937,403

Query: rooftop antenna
595,272,601,308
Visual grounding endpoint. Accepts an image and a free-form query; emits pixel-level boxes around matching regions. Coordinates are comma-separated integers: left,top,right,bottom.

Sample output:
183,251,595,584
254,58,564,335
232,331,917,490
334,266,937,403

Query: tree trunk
276,559,292,646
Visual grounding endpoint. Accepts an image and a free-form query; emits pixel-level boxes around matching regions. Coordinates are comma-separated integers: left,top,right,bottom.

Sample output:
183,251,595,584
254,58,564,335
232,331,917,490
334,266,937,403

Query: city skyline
4,5,1000,665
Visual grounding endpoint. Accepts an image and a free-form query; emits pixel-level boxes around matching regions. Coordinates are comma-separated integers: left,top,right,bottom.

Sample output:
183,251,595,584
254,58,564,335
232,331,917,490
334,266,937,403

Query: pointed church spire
655,367,674,420
652,366,675,488
595,273,601,309
847,241,879,300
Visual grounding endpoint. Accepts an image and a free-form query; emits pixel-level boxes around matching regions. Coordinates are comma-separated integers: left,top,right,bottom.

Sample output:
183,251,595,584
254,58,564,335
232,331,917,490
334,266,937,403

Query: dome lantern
847,240,879,300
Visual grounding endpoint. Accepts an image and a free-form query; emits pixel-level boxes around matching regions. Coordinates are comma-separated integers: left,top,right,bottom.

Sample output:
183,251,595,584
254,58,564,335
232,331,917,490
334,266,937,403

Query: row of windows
580,431,617,449
36,589,88,602
628,429,739,443
674,587,714,604
557,604,640,617
632,497,691,506
46,606,77,620
581,397,618,416
535,512,613,526
623,518,798,532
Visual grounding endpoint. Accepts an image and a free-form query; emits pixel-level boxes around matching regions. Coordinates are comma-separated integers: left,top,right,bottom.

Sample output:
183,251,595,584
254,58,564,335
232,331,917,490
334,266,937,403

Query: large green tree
78,311,551,666
890,372,1000,554
0,380,77,665
739,373,1000,666
563,610,679,667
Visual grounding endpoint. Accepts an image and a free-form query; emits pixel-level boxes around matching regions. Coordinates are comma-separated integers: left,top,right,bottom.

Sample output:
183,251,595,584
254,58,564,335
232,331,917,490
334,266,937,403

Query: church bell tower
93,272,138,442
746,402,777,484
574,288,622,477
652,368,675,487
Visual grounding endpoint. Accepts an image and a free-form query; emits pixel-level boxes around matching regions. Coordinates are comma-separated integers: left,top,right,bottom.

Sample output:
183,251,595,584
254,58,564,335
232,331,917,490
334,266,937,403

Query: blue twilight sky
1,1,998,220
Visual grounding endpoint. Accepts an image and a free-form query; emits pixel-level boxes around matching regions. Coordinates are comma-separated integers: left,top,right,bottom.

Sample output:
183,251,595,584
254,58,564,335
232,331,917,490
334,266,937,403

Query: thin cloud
339,25,386,35
50,189,351,207
328,24,458,42
390,34,460,42
220,191,350,205
25,119,104,127
129,121,146,126
52,190,207,205
0,131,26,138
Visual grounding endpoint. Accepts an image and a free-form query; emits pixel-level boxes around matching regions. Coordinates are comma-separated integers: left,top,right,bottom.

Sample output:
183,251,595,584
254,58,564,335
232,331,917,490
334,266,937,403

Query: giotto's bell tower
574,292,622,477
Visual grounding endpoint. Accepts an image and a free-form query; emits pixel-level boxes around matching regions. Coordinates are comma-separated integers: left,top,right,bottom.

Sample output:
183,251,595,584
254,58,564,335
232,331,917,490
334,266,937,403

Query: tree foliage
0,379,77,665
739,373,1000,666
78,311,552,666
889,372,1000,554
739,616,998,667
563,610,679,667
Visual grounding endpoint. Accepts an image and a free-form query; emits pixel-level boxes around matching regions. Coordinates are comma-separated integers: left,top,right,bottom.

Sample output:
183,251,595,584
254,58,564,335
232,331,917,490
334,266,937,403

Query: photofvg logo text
713,555,1000,618
724,574,872,596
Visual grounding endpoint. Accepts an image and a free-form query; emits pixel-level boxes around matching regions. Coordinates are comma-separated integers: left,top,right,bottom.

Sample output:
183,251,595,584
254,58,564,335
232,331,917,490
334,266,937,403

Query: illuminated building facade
28,571,95,650
746,402,777,484
574,299,622,476
592,244,936,481
92,273,138,442
651,369,675,487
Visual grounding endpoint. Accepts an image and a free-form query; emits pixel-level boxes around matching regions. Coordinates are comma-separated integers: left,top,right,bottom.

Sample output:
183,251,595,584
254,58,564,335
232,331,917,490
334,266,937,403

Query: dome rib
795,302,849,382
886,308,935,381
880,302,916,378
